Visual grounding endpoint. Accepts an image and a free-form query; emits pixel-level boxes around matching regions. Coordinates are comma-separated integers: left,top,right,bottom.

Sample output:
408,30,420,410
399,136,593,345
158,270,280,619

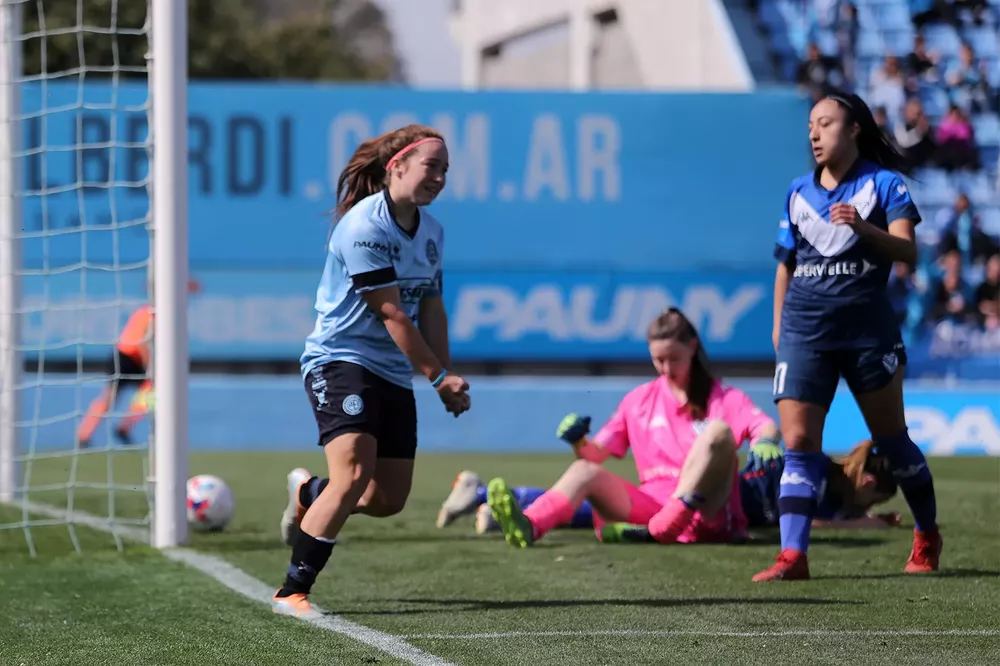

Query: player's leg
110,351,150,444
843,344,941,572
354,378,419,517
487,460,661,547
475,485,594,534
436,470,483,528
647,419,739,542
273,363,381,616
76,350,131,447
753,346,837,582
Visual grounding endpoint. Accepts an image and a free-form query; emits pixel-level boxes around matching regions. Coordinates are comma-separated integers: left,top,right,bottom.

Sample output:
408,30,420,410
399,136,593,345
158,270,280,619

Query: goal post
0,0,189,552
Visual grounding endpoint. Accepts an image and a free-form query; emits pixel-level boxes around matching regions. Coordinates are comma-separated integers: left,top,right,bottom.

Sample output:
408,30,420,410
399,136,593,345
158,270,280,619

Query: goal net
0,0,188,555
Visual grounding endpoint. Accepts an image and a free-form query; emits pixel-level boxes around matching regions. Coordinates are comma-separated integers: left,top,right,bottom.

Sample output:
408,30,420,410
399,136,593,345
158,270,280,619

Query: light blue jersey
301,190,445,388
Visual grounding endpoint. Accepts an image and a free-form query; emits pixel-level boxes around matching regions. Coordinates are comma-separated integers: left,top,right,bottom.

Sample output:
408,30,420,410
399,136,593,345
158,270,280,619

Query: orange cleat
904,529,942,573
752,549,810,582
271,591,316,618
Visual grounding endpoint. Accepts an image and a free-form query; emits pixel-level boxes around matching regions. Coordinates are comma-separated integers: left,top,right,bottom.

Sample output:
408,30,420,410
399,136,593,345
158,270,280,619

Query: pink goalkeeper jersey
592,377,775,522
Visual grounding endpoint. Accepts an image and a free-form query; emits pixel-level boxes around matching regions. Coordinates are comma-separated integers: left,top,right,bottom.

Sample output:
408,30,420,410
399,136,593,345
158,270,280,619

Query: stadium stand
750,0,1000,348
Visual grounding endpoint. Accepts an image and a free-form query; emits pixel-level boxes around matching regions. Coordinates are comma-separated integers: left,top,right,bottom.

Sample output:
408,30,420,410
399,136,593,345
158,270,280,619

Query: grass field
1,451,998,666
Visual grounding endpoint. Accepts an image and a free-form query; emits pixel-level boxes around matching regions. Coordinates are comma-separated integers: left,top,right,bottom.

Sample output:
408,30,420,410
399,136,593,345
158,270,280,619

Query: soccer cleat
600,522,656,544
280,468,312,547
904,529,942,573
752,549,810,582
486,477,535,548
475,503,499,534
436,470,482,528
271,591,317,618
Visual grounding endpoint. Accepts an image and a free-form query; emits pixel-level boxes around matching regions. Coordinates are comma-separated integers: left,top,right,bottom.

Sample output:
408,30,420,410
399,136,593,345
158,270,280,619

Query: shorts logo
882,352,898,375
425,239,439,265
342,394,364,416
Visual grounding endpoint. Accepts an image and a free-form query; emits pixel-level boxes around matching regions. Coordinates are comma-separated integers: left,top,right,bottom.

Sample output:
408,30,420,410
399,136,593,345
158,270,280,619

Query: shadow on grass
335,596,865,616
813,568,1000,581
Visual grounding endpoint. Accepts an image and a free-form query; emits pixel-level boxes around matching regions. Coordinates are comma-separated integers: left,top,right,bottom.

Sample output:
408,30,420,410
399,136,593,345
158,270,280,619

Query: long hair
333,124,444,219
826,439,898,513
824,90,912,176
646,307,715,420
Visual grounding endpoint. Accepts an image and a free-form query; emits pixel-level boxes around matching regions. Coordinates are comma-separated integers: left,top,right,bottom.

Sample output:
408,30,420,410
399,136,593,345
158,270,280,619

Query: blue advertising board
19,268,777,361
18,82,810,272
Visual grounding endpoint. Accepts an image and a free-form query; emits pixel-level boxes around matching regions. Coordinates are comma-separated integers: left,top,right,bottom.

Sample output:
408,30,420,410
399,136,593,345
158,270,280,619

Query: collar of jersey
382,189,420,239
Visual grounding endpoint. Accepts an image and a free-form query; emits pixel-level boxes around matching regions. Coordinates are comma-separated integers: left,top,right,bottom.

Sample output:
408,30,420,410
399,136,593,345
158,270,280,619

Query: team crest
342,394,364,416
882,352,898,375
425,239,439,265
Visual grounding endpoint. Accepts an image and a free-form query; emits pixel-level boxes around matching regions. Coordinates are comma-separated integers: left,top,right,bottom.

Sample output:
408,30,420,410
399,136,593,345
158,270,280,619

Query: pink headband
386,137,444,169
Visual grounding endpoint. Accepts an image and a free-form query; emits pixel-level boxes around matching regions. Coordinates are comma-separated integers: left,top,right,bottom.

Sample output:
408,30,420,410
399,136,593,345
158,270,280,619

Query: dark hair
646,308,714,420
827,439,898,513
333,124,444,219
824,90,911,175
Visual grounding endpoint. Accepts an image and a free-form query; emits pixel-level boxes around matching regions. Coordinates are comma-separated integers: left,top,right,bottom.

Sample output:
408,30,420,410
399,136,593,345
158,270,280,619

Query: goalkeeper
76,304,153,448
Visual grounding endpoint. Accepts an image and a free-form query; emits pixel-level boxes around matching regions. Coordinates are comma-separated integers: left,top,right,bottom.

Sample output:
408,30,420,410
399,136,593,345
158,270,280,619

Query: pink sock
523,491,575,541
648,497,696,543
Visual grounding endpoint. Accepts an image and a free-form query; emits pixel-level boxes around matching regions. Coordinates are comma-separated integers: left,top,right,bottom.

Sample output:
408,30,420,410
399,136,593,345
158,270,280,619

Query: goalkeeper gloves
556,413,591,446
748,438,783,472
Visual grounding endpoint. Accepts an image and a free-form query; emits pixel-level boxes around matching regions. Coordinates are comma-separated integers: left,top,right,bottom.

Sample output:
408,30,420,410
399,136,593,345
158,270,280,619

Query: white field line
403,628,1000,640
15,501,456,666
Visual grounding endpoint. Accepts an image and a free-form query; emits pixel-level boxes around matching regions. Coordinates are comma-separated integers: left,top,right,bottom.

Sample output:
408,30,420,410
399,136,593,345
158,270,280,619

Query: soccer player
272,125,471,618
485,308,783,548
755,91,941,582
76,304,153,448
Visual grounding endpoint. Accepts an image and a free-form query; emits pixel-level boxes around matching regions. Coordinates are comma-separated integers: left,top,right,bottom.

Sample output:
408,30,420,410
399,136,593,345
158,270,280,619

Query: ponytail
825,90,912,176
332,124,444,220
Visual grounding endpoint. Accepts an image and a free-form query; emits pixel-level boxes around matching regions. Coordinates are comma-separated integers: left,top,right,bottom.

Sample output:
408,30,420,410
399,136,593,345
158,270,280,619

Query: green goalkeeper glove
556,413,591,446
748,439,783,472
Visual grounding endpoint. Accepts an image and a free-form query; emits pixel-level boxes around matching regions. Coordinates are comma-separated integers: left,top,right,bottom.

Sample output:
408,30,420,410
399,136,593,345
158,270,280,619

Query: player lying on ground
438,429,901,539
485,307,783,548
761,90,941,581
272,125,471,618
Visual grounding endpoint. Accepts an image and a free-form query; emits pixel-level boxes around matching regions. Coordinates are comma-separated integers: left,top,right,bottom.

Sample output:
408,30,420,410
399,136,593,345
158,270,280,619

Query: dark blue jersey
740,457,861,527
774,160,921,349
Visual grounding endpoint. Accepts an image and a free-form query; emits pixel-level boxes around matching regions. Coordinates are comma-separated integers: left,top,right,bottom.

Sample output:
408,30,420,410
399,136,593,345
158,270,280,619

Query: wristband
430,369,448,388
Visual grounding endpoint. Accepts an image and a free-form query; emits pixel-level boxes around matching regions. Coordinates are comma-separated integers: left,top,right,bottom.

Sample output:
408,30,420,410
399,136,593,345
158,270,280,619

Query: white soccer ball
186,474,234,532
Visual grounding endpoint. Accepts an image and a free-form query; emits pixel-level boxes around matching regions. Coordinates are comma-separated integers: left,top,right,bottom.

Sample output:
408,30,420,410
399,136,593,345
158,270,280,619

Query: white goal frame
0,0,190,549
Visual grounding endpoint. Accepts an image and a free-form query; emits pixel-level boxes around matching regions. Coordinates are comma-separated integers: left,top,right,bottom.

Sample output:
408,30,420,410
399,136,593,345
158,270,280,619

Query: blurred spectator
904,34,940,92
796,42,844,102
868,56,906,125
888,263,915,325
937,193,1000,265
835,3,859,83
974,254,1000,329
895,98,937,169
935,105,980,171
928,250,977,324
946,43,992,114
911,0,955,29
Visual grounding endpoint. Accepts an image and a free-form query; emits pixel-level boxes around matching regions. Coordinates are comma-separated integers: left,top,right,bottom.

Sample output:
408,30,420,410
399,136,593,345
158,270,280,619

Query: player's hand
748,439,783,472
556,413,591,446
435,373,470,417
829,202,868,234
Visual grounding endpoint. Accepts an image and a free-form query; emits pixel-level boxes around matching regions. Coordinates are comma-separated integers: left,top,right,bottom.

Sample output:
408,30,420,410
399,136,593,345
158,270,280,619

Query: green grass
2,452,999,666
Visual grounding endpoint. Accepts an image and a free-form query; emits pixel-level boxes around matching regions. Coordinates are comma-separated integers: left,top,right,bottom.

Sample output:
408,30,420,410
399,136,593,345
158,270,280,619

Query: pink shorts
592,480,744,544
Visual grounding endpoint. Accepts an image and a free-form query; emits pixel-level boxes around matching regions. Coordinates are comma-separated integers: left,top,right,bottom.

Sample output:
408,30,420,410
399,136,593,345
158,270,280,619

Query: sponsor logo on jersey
792,259,876,278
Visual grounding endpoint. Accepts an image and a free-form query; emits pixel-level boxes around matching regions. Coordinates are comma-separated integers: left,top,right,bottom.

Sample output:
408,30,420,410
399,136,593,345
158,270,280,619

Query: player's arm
363,287,446,381
830,175,921,266
418,276,451,371
556,413,617,464
773,191,797,352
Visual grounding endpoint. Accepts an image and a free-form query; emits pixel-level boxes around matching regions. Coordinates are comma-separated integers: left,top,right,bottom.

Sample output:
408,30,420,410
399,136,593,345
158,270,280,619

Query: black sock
298,477,329,509
277,532,335,597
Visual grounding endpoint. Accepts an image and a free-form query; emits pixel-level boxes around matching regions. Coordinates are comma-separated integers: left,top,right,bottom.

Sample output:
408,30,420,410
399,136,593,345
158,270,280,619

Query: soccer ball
186,474,234,532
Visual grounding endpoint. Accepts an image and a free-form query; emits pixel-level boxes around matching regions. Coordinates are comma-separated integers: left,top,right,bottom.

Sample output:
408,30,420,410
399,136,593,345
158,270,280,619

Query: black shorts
106,350,147,390
304,361,418,460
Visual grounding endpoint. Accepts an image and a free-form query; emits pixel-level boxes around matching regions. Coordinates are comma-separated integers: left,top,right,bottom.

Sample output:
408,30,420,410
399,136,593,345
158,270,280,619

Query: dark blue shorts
739,458,782,528
772,341,906,410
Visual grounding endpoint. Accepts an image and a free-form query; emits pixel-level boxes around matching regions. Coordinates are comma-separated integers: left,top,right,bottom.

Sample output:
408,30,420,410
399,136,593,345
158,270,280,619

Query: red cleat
904,529,942,573
752,549,810,582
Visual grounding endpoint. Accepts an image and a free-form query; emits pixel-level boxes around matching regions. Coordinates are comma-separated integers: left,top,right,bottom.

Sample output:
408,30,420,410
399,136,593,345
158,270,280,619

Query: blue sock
475,485,488,505
299,477,328,509
570,500,594,528
875,430,937,532
778,450,828,553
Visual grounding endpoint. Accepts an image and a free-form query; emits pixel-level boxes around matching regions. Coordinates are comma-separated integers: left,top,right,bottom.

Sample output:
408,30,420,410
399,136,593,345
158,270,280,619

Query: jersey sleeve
592,402,630,458
878,173,922,226
773,186,797,265
720,386,776,447
338,219,399,293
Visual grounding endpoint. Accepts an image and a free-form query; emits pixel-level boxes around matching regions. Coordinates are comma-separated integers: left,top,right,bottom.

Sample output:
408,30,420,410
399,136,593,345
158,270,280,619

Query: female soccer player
76,304,154,448
272,125,471,617
757,91,941,582
453,429,899,538
486,308,783,548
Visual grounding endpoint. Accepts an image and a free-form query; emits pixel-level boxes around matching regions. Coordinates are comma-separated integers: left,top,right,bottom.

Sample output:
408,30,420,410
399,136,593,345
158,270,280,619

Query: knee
565,459,603,485
325,436,377,496
782,430,818,452
700,420,737,456
357,485,410,517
